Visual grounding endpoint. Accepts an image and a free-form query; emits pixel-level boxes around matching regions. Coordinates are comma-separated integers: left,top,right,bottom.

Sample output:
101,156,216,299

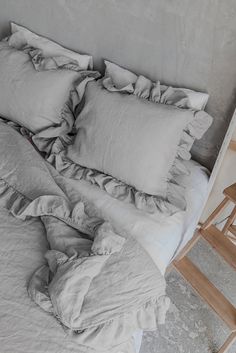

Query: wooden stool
172,183,236,353
202,183,236,243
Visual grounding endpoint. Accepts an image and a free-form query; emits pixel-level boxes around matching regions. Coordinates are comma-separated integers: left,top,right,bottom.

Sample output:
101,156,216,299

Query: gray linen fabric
0,122,169,352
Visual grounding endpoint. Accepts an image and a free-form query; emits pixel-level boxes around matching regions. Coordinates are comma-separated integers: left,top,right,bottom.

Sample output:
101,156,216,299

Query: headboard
0,0,236,170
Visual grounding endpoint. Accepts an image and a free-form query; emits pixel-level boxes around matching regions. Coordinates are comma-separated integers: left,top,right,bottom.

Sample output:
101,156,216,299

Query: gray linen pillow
104,60,209,111
102,61,214,173
0,41,98,140
67,80,195,197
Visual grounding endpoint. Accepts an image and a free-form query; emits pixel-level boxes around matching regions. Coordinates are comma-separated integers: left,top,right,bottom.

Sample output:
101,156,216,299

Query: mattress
0,159,209,353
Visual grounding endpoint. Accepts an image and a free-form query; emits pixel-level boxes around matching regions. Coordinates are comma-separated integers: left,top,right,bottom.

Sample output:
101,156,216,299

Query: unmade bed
0,12,235,353
48,158,209,276
0,129,209,353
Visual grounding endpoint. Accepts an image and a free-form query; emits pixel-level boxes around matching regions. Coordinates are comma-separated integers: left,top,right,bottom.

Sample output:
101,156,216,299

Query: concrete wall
0,0,236,169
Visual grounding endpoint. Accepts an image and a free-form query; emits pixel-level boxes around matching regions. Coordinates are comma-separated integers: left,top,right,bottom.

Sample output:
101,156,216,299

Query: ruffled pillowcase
9,22,93,70
104,60,209,111
63,79,213,213
0,36,99,154
103,60,213,155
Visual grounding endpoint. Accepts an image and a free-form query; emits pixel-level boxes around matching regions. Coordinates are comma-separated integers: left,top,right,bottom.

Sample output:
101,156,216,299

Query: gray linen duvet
0,122,169,352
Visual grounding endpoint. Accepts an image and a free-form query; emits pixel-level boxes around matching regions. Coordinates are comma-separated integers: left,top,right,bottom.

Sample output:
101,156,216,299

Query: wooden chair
172,183,236,353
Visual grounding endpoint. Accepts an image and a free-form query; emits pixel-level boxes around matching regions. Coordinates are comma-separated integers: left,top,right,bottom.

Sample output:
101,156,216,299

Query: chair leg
218,332,236,353
222,206,236,235
201,197,230,230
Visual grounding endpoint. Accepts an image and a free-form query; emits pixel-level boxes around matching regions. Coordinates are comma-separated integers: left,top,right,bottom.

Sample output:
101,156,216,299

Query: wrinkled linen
0,122,170,352
0,39,99,153
0,208,141,353
0,163,209,353
103,61,215,171
103,60,209,111
51,80,212,214
0,111,209,218
0,42,211,214
10,22,93,70
0,116,182,214
102,77,213,153
67,80,193,199
49,140,182,214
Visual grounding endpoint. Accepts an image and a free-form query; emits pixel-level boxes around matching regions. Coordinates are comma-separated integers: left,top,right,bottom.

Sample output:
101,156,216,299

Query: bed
0,155,209,353
48,158,210,276
0,2,236,353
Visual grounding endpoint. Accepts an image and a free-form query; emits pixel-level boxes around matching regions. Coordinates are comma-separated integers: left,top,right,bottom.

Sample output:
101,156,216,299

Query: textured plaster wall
0,0,236,168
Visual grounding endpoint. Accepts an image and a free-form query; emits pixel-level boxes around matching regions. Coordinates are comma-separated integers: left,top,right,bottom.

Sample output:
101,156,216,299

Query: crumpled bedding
0,208,86,353
0,27,211,353
0,37,100,154
0,122,170,352
0,116,203,218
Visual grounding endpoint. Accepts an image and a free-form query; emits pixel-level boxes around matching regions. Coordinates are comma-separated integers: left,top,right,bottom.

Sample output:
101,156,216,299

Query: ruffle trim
103,77,213,152
101,76,213,211
28,262,170,351
103,76,188,108
68,295,170,349
32,72,100,154
1,40,100,155
0,175,115,239
103,61,209,111
0,117,188,213
47,142,186,214
0,176,170,352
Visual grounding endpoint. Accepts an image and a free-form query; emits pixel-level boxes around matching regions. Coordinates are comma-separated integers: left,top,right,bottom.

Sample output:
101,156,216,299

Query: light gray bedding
0,207,150,353
0,123,169,353
0,208,87,353
0,38,99,141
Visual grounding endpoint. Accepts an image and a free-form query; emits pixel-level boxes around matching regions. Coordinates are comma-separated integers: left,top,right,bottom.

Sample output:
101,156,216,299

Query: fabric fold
0,173,169,352
48,147,182,215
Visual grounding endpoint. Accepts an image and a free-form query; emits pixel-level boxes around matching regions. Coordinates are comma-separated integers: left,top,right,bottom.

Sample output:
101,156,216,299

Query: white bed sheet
133,160,209,352
149,159,210,273
54,159,209,275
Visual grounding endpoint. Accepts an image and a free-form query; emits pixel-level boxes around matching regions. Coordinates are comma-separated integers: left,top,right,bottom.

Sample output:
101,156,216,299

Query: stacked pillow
0,24,213,213
63,61,213,212
0,23,99,153
10,22,93,70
